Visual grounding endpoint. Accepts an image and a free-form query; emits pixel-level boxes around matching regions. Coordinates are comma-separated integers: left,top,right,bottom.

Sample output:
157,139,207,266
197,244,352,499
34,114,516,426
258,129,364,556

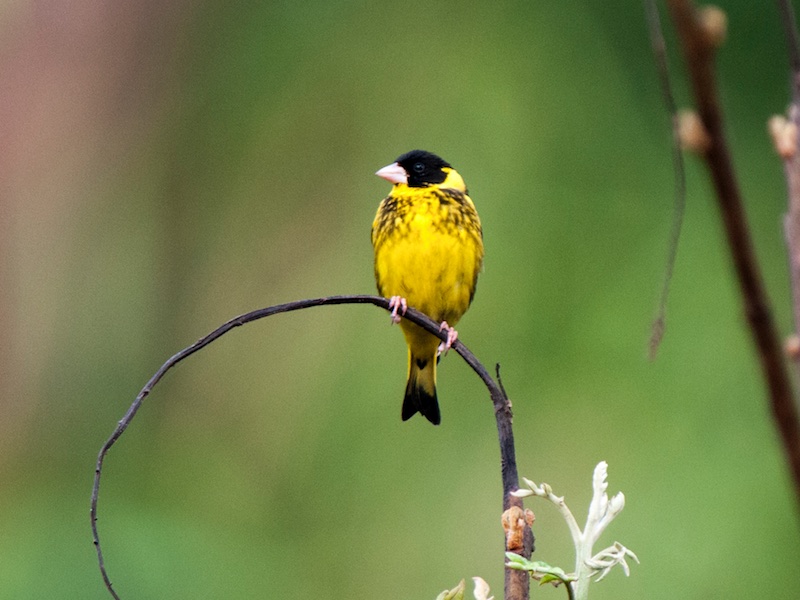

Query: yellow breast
371,181,484,326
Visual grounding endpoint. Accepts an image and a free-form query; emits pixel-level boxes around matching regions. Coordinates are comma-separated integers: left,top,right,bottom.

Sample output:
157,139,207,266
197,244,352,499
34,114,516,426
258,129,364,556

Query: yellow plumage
371,150,484,425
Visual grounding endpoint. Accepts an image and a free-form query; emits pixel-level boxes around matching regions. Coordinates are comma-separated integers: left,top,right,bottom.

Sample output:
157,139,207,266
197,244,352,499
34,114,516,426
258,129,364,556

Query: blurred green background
2,0,799,598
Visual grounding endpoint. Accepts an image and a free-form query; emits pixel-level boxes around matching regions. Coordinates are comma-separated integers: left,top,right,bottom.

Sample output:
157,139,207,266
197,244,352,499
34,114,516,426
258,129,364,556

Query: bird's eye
412,162,425,174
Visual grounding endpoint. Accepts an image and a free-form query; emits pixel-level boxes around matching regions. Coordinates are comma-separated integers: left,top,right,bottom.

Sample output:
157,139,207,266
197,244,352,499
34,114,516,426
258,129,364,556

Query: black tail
402,376,440,425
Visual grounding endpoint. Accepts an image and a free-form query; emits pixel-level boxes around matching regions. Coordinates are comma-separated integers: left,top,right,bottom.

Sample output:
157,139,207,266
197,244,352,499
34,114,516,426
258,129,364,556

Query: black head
395,150,451,187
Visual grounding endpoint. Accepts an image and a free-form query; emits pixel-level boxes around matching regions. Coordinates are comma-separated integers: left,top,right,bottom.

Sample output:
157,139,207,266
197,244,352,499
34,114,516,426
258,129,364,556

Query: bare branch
666,0,800,507
775,0,800,342
778,0,800,76
91,294,533,599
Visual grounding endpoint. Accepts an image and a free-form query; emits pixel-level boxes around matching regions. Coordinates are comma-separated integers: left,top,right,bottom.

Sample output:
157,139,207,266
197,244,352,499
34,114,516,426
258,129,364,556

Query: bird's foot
388,296,408,324
437,321,458,356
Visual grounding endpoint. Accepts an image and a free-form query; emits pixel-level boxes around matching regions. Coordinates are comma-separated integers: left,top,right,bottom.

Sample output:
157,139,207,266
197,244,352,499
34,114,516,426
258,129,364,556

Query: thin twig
666,0,800,507
91,295,533,599
644,0,687,360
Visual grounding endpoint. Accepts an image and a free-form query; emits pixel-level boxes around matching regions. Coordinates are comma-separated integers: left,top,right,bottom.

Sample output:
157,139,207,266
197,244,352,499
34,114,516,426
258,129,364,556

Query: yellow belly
374,225,478,325
372,184,484,358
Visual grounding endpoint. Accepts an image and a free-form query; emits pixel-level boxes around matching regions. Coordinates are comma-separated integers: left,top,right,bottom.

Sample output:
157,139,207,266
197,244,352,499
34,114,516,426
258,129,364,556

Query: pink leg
388,296,408,324
437,321,458,355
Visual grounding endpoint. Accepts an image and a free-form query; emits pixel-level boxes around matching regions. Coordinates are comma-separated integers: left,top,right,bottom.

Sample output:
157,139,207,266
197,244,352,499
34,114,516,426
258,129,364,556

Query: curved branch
91,294,533,599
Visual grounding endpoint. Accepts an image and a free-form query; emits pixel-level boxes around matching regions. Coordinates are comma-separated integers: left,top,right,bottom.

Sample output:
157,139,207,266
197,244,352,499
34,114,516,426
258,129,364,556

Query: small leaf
435,579,465,600
531,563,574,584
586,542,639,582
537,573,564,586
504,552,528,565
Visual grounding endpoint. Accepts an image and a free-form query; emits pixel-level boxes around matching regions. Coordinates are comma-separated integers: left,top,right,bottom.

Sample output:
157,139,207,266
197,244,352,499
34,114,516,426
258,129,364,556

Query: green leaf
503,555,576,586
435,579,465,600
504,552,528,565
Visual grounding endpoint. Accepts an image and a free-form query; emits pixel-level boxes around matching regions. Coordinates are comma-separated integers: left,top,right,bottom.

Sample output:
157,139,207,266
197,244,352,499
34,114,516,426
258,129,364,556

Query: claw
388,296,408,324
437,321,458,355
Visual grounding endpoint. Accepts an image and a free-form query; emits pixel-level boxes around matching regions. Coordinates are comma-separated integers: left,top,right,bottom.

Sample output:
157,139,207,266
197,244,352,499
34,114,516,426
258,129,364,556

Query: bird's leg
437,321,458,355
388,296,408,324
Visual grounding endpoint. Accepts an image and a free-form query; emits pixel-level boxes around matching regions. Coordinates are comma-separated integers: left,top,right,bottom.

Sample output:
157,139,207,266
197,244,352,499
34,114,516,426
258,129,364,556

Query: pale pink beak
375,162,407,185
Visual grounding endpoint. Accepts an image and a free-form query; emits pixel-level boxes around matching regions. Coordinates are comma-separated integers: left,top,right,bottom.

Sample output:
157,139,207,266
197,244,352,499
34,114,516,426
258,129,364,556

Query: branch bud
698,5,727,48
472,577,494,600
678,110,712,154
769,115,798,160
785,334,800,360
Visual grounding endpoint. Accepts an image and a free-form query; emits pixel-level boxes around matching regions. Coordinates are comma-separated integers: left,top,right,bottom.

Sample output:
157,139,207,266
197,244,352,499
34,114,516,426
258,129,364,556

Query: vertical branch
775,0,800,340
493,365,534,600
666,0,800,506
448,354,534,599
777,0,800,74
778,119,800,339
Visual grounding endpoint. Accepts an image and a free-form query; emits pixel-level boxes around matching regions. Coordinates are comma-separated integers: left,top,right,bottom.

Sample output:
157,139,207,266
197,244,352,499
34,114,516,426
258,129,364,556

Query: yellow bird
371,150,484,425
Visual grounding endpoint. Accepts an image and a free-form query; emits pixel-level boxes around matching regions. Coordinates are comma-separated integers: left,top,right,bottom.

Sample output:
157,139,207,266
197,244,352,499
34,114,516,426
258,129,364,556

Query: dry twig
644,0,688,360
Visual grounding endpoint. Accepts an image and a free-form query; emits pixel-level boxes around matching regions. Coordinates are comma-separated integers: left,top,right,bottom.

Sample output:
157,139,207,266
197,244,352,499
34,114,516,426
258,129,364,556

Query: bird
371,150,484,425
